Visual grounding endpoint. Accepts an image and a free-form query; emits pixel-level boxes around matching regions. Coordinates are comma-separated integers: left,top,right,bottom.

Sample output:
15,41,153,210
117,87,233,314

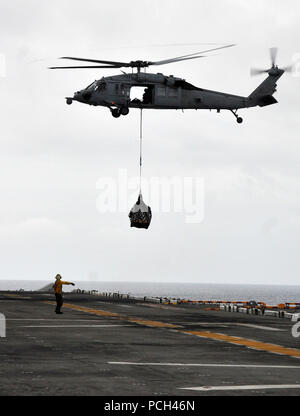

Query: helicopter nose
74,90,91,102
73,91,81,101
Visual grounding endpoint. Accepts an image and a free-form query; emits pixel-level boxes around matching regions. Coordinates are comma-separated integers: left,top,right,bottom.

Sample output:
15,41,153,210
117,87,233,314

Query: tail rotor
251,47,293,77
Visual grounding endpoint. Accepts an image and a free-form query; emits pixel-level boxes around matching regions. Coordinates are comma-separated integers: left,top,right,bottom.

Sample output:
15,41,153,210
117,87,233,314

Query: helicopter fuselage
70,72,247,109
67,70,284,122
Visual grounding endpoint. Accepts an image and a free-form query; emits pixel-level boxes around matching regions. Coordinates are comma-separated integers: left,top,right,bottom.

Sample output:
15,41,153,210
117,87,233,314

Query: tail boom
247,70,284,108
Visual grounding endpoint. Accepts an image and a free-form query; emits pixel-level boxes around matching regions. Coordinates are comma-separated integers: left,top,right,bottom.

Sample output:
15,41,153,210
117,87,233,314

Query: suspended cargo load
129,194,152,230
128,109,152,230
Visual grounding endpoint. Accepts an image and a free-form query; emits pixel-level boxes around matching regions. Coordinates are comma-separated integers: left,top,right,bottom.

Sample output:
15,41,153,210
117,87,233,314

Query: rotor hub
129,60,150,68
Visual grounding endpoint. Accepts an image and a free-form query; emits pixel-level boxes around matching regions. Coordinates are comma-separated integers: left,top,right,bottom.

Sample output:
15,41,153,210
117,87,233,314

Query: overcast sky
0,0,299,285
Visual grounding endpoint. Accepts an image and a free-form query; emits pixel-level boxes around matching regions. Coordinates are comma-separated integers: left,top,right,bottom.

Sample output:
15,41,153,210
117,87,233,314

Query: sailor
53,274,75,314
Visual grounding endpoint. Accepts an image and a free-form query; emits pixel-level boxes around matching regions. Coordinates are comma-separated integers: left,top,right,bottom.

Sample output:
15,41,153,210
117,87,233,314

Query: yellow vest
54,280,72,294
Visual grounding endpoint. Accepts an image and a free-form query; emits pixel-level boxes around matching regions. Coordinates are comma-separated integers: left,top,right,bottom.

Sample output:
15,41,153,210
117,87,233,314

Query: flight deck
1,291,300,396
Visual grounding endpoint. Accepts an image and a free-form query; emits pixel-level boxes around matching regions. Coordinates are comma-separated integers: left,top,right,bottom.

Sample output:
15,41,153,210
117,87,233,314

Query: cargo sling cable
139,108,143,194
129,109,152,229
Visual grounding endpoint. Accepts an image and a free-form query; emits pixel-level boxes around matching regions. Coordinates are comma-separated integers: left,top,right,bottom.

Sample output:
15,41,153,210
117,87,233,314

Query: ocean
1,280,300,305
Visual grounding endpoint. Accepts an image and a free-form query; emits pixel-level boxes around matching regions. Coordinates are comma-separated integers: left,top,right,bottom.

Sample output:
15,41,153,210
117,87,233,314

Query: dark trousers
55,294,63,313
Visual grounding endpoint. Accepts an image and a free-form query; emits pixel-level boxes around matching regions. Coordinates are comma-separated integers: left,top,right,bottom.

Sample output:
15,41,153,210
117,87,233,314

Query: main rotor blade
49,65,122,69
270,47,278,67
152,55,207,66
51,44,236,70
60,56,131,67
151,44,236,66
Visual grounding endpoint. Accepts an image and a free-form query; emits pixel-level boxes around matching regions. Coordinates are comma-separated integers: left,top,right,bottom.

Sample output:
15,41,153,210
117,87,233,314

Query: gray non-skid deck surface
1,292,300,396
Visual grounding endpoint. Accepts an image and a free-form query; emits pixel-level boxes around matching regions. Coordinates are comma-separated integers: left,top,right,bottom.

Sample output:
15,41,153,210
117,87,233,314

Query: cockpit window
85,81,97,90
85,81,106,92
98,82,106,91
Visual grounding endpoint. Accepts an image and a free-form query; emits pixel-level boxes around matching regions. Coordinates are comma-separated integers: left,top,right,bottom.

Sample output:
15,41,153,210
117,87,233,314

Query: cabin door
154,86,181,107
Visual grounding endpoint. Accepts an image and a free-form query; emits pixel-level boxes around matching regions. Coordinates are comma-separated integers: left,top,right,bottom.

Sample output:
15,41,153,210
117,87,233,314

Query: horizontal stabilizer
257,95,278,107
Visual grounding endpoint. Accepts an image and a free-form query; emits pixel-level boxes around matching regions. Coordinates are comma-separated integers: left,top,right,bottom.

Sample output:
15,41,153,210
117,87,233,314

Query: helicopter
50,46,292,123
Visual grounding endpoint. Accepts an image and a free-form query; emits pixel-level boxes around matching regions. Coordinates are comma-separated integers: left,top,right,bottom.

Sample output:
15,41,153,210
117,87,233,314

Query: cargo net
129,194,152,229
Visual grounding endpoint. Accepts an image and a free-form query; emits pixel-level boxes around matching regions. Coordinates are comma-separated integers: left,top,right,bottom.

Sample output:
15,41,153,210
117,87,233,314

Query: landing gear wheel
111,108,121,118
120,107,129,116
230,110,244,124
66,98,73,105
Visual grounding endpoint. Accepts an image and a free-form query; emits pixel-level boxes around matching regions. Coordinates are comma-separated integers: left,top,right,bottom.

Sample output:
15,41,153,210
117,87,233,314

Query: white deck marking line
176,322,229,325
175,323,283,331
177,323,229,327
108,362,300,369
21,325,135,328
2,294,32,299
97,302,114,305
6,318,116,323
179,385,300,392
137,303,179,310
235,323,284,332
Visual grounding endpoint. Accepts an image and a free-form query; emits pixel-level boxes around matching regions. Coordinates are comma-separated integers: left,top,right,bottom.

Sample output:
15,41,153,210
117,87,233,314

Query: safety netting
129,194,152,229
129,109,152,230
